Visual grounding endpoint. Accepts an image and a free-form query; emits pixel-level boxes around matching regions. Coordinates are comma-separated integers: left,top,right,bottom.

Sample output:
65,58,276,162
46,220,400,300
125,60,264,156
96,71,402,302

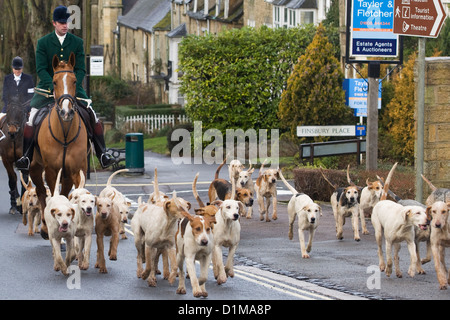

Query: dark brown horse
0,99,28,215
30,52,88,239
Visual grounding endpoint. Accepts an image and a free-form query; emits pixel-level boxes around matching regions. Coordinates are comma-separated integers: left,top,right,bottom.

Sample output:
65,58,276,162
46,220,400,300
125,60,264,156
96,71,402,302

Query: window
301,11,314,24
289,9,296,26
274,6,280,27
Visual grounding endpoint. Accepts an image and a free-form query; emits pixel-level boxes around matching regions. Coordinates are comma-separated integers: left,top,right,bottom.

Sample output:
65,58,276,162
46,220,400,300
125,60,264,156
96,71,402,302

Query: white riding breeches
27,104,99,126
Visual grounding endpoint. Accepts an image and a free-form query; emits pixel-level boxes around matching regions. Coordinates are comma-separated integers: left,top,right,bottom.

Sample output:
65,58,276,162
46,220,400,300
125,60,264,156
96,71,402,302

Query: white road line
235,266,367,300
233,267,332,300
85,181,212,187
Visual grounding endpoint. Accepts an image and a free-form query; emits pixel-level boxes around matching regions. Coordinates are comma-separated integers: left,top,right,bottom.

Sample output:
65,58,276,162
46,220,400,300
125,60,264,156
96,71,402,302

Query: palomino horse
30,52,88,239
0,99,28,215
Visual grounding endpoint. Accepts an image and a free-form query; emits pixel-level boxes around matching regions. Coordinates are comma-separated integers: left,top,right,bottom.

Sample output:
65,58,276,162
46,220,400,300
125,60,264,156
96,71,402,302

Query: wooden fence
120,114,189,134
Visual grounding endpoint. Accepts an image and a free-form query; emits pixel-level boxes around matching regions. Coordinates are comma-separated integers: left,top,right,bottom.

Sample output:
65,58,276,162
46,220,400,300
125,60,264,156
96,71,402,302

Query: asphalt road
0,151,448,302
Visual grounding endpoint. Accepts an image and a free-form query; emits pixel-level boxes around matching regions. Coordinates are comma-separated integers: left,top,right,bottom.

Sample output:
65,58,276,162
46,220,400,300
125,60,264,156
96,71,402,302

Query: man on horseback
0,56,34,124
16,5,114,171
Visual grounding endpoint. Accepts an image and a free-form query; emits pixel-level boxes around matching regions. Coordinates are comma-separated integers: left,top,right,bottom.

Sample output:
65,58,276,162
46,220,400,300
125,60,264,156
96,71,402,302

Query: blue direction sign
350,0,399,57
343,78,382,117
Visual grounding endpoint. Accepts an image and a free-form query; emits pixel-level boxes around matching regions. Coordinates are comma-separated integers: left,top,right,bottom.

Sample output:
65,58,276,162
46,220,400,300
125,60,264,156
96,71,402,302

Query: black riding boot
92,121,114,169
15,124,34,171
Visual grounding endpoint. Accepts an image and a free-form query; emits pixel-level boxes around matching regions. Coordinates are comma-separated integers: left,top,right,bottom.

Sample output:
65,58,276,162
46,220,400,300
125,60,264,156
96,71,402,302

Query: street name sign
297,125,366,137
393,0,447,37
350,0,399,57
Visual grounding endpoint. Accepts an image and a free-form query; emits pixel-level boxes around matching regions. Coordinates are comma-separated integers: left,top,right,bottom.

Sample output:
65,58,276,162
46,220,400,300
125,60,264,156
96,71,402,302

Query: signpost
393,0,447,37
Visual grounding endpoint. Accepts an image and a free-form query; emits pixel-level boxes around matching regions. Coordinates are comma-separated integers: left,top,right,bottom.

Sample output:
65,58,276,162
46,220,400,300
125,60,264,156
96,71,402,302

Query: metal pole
366,62,380,170
415,37,426,202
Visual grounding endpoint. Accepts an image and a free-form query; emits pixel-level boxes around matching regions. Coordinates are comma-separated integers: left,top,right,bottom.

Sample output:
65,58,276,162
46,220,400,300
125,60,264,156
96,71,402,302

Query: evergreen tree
383,54,416,163
278,24,353,141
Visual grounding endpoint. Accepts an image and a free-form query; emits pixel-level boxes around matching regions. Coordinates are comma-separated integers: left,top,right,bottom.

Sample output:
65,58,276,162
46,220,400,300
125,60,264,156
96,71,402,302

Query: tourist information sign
393,0,447,37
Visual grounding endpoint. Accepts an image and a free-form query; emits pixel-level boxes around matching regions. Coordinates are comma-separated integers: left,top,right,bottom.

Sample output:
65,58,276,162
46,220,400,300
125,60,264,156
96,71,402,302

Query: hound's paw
176,287,186,295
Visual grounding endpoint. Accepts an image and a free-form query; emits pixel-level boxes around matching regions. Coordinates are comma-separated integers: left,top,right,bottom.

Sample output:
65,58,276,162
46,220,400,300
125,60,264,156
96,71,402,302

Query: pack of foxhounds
18,158,450,296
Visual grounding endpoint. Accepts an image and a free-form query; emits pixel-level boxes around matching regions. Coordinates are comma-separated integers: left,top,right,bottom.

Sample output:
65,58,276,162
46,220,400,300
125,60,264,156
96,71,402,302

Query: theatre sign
393,0,447,37
350,0,399,58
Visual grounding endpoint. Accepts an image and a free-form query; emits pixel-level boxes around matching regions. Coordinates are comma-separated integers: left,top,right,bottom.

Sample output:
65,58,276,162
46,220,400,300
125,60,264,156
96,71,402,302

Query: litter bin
125,133,144,174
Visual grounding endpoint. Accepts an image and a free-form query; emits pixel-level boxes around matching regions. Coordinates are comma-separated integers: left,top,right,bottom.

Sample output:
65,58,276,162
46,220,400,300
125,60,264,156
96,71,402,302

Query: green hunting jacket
31,31,88,109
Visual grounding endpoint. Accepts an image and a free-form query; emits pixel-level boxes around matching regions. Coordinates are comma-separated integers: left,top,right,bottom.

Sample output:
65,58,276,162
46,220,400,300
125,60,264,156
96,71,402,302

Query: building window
301,11,314,24
274,6,280,27
289,9,296,27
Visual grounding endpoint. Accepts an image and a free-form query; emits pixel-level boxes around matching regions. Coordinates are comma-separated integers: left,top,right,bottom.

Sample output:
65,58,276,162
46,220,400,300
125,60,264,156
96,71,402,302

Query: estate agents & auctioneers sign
350,0,399,57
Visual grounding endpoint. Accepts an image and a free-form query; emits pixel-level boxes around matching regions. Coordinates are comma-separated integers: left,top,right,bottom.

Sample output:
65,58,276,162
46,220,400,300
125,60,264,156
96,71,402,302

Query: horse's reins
41,69,83,178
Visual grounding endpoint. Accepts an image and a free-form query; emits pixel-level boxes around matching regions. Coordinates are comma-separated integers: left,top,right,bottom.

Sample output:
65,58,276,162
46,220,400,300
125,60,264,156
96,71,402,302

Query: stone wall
418,57,450,196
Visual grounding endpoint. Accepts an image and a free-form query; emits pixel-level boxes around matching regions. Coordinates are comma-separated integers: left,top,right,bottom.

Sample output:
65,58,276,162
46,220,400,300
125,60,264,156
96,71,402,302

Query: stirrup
0,130,5,142
16,156,30,171
100,153,114,169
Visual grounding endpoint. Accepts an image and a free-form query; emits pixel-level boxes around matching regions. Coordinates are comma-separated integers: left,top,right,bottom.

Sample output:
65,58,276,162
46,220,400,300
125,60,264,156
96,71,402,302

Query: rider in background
0,56,34,122
15,5,114,171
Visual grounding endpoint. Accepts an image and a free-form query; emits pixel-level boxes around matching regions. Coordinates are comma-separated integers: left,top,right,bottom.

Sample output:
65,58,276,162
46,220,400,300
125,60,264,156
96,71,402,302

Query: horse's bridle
50,69,82,178
53,69,78,112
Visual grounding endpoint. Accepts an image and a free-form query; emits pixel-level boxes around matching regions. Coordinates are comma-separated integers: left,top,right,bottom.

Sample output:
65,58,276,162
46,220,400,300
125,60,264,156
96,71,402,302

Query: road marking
85,181,212,187
235,266,366,300
233,267,333,300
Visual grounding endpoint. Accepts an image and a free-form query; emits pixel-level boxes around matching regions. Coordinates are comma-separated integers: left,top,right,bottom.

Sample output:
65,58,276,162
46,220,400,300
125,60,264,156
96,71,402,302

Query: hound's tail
192,172,206,207
421,174,437,192
278,170,298,196
106,168,129,187
215,156,228,180
319,167,337,190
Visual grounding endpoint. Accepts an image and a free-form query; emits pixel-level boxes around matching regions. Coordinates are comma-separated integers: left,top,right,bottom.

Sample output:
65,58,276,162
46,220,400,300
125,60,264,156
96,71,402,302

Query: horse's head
52,52,77,122
5,98,26,139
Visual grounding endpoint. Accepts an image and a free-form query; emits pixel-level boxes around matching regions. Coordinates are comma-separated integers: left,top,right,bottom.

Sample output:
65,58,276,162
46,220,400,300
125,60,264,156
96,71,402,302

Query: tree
381,54,416,163
278,24,353,141
178,25,316,134
0,1,81,78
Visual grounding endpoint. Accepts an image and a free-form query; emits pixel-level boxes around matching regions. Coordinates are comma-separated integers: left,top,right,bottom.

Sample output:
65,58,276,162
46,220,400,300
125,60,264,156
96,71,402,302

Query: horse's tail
106,168,129,187
54,168,63,196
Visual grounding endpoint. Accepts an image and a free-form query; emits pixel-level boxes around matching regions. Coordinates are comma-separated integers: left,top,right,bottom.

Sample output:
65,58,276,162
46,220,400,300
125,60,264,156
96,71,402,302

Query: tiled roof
118,0,171,32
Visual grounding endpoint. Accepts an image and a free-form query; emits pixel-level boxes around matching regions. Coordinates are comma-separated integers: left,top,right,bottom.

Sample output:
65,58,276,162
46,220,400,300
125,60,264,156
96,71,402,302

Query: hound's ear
426,205,432,221
68,52,76,68
237,201,245,215
186,201,192,210
402,208,412,221
211,200,223,207
206,215,217,225
194,208,205,215
52,54,60,71
339,190,348,207
51,208,58,218
70,208,76,220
